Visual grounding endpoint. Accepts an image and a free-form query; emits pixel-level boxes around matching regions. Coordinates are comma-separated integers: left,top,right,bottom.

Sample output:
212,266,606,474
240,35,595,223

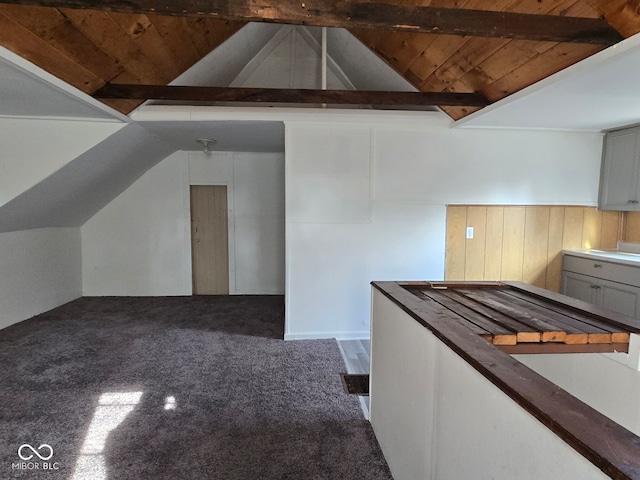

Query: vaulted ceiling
0,0,639,120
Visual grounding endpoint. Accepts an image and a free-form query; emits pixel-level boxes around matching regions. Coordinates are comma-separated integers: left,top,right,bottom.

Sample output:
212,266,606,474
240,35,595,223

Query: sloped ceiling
0,124,176,233
350,0,640,119
456,32,640,131
0,46,120,119
0,4,243,113
0,1,638,119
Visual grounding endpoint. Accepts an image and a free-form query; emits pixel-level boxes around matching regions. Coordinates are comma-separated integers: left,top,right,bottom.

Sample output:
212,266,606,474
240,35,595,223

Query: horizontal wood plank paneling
445,206,624,292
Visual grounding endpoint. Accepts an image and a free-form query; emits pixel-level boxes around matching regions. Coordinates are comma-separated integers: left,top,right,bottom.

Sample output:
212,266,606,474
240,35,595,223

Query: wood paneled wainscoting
623,212,640,242
445,206,623,293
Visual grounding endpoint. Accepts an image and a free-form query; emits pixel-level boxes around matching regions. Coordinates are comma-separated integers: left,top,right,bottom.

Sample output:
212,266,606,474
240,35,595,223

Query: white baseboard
284,331,370,341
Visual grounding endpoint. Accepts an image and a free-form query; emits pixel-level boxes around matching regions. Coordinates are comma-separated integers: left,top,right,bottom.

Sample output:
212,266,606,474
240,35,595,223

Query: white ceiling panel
139,120,285,153
456,33,640,132
0,47,125,121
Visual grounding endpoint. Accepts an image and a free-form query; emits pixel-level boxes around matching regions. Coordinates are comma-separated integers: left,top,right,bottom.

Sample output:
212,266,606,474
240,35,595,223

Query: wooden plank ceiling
0,0,639,119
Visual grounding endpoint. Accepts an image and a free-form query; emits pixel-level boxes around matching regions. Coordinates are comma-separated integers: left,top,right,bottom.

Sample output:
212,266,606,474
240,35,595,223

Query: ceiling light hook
196,138,216,154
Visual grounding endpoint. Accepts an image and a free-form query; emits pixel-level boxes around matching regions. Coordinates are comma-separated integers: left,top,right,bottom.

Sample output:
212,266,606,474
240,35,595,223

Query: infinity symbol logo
18,444,54,461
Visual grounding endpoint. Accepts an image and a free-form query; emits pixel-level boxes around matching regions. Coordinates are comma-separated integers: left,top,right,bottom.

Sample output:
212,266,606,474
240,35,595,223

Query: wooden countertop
406,281,634,354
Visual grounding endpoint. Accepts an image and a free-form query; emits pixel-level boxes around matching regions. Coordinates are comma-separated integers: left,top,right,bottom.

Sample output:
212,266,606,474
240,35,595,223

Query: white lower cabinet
562,253,640,319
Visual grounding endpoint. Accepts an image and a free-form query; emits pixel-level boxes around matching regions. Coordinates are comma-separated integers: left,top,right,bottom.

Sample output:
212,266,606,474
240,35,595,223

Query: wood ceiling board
146,14,202,70
0,10,105,93
0,4,123,81
482,42,603,102
418,37,508,92
106,12,185,83
404,34,470,87
589,0,640,37
60,9,164,84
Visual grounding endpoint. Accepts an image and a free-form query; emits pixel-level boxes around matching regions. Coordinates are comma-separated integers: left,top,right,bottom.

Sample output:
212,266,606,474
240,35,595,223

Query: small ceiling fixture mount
196,138,216,153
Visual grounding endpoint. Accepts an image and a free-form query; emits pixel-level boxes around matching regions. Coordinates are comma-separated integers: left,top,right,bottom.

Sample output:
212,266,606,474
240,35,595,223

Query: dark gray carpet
0,296,392,479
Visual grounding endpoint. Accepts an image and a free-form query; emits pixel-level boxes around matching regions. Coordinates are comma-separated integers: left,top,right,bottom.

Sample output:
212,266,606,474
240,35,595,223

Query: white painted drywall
232,153,285,294
0,118,124,207
82,150,285,296
82,152,192,296
515,351,640,437
284,118,602,339
370,290,609,480
0,228,81,329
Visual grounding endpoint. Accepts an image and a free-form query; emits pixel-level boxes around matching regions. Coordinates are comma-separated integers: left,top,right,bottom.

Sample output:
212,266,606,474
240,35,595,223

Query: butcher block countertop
371,280,640,480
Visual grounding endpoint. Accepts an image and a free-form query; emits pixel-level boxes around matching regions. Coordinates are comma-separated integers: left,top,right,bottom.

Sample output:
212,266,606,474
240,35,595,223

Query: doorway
190,185,229,295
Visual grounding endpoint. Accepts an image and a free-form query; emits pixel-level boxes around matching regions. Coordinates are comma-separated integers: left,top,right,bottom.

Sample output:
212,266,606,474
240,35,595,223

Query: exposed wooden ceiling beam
0,0,623,45
93,84,490,107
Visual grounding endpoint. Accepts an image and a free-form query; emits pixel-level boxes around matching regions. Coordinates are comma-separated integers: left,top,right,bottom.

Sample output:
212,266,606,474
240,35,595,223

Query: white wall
232,26,349,90
515,350,640,437
190,151,285,294
285,116,602,339
0,228,82,329
82,152,192,296
82,150,285,296
0,118,123,207
370,290,609,480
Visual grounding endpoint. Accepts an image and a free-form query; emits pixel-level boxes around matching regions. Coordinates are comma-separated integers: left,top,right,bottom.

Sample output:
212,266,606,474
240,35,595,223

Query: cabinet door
599,127,640,210
562,271,597,304
598,279,640,320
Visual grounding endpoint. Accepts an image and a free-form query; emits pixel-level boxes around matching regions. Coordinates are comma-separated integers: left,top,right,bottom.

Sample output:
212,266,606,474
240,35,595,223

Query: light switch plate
466,226,474,239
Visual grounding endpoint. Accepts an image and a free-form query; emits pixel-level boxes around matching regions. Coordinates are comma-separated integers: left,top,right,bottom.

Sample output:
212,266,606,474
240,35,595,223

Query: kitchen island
370,281,640,480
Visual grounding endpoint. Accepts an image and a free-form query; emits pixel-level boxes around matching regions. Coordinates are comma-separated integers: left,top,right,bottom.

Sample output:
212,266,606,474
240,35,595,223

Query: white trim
132,105,450,126
0,115,124,124
181,152,193,295
285,331,371,341
228,156,237,294
284,124,293,339
186,151,237,295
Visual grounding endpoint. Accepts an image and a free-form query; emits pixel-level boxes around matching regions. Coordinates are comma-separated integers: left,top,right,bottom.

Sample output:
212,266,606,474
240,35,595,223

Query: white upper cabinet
599,126,640,210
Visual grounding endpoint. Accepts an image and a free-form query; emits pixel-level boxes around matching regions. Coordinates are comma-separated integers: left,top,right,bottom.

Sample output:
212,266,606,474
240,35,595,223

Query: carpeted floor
0,296,392,479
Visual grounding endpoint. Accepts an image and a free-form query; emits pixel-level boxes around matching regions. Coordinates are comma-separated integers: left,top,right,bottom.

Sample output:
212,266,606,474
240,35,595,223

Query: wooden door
190,185,229,295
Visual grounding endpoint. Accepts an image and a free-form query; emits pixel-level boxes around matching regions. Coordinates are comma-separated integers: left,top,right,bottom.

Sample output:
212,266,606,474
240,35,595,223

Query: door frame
186,155,236,295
